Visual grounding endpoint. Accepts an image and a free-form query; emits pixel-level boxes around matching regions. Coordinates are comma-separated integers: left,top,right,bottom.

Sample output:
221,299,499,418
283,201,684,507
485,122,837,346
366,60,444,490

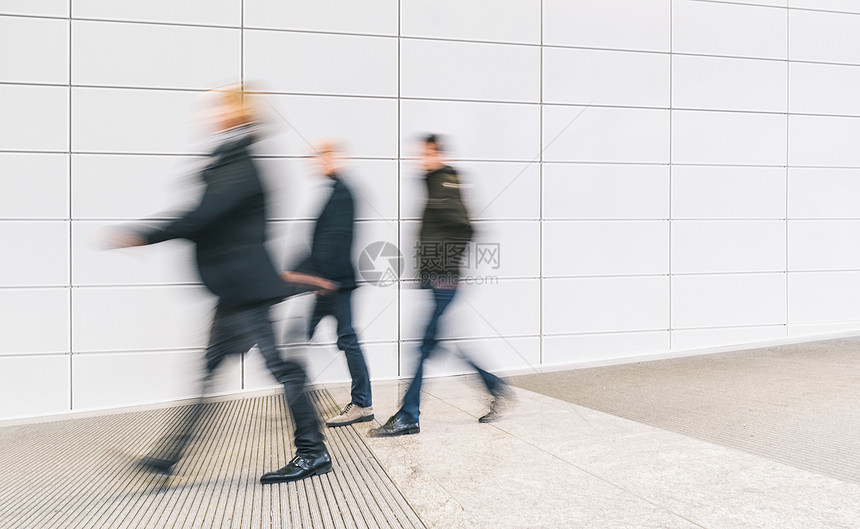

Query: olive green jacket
417,165,474,283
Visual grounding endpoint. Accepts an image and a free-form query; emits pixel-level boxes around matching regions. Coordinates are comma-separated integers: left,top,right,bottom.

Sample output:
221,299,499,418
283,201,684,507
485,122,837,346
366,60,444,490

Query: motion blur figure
369,134,513,438
109,85,333,484
283,140,374,428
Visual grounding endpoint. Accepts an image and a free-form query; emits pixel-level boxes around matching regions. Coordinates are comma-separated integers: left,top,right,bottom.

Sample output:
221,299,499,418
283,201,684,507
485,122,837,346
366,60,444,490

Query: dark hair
423,133,444,152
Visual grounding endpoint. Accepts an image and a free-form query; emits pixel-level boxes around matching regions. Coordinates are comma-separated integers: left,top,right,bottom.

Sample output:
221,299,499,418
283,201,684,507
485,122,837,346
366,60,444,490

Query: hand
315,279,338,296
282,271,338,294
103,230,146,249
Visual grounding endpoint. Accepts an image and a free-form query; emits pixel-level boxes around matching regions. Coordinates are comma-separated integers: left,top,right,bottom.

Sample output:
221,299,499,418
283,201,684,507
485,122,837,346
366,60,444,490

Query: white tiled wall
672,55,787,113
543,47,670,108
543,106,670,163
543,0,670,52
401,99,539,160
400,39,540,103
244,31,397,97
0,84,69,151
71,0,241,26
672,1,787,60
72,21,241,90
0,16,69,83
259,94,398,158
3,0,860,419
243,0,398,35
0,154,69,218
672,110,787,165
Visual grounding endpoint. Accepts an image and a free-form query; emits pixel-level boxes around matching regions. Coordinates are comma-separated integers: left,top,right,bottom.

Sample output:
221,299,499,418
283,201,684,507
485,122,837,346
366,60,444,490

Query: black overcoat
143,134,289,309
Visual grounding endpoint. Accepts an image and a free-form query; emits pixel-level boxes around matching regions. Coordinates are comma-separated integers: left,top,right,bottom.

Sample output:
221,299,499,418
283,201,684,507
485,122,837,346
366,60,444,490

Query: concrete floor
353,375,859,529
507,337,860,485
1,340,858,528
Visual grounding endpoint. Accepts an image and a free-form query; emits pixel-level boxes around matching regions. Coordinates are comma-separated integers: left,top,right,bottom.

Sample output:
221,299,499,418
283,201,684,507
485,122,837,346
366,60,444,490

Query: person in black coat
285,140,374,428
109,86,333,484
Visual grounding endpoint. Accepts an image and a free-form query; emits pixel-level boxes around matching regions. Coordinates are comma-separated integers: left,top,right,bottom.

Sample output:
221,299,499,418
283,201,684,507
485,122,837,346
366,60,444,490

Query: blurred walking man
369,134,512,438
109,86,333,484
285,140,374,427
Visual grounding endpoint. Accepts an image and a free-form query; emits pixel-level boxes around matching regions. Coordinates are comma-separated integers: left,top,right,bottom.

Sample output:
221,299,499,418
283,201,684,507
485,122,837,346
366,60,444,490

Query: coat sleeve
311,186,354,279
143,161,255,244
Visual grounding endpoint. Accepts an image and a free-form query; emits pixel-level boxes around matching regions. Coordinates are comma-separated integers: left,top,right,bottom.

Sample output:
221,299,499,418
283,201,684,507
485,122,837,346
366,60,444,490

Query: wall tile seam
688,0,860,19
786,5,791,336
11,326,857,355
8,269,860,290
13,56,860,80
0,81,840,114
1,2,858,24
20,152,860,167
18,319,860,356
63,341,409,352
18,154,860,170
62,337,545,354
682,0,787,9
0,353,73,358
544,323,793,336
56,218,540,222
17,82,860,118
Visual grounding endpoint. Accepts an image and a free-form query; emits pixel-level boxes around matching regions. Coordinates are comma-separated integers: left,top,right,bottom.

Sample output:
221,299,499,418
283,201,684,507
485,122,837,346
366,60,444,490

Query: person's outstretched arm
145,160,256,244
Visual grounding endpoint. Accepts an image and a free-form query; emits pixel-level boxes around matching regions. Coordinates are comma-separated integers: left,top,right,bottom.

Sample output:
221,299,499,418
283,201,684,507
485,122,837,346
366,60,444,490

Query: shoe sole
368,425,420,438
325,414,375,428
139,458,176,475
259,463,332,484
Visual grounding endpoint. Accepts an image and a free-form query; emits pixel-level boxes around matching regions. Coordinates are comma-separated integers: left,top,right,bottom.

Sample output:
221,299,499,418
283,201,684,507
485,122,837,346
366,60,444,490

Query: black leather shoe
260,451,332,484
367,414,420,438
139,456,177,475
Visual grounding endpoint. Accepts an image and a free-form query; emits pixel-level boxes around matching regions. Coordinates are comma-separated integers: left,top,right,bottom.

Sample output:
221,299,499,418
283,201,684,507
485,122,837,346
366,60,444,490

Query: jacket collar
210,124,256,161
426,165,456,178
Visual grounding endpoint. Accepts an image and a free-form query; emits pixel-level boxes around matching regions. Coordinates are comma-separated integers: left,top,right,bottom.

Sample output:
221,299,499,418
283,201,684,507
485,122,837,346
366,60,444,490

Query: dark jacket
143,133,289,309
299,176,358,289
418,165,473,284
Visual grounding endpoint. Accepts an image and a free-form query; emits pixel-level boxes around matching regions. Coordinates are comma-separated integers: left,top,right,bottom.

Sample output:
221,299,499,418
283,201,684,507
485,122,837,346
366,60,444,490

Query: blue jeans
397,287,505,423
308,289,372,408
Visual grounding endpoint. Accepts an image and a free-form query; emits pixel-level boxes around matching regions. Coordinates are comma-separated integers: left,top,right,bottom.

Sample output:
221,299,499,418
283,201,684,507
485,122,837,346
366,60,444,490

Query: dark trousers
307,289,372,408
151,303,325,462
397,287,505,423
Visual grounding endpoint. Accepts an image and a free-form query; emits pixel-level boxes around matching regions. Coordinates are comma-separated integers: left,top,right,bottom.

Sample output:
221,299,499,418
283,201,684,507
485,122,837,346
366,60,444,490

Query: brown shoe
326,403,374,427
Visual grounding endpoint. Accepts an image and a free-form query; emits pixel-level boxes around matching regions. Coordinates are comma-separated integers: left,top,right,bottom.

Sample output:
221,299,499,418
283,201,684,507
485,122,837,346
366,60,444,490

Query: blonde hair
313,138,341,156
213,83,256,127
